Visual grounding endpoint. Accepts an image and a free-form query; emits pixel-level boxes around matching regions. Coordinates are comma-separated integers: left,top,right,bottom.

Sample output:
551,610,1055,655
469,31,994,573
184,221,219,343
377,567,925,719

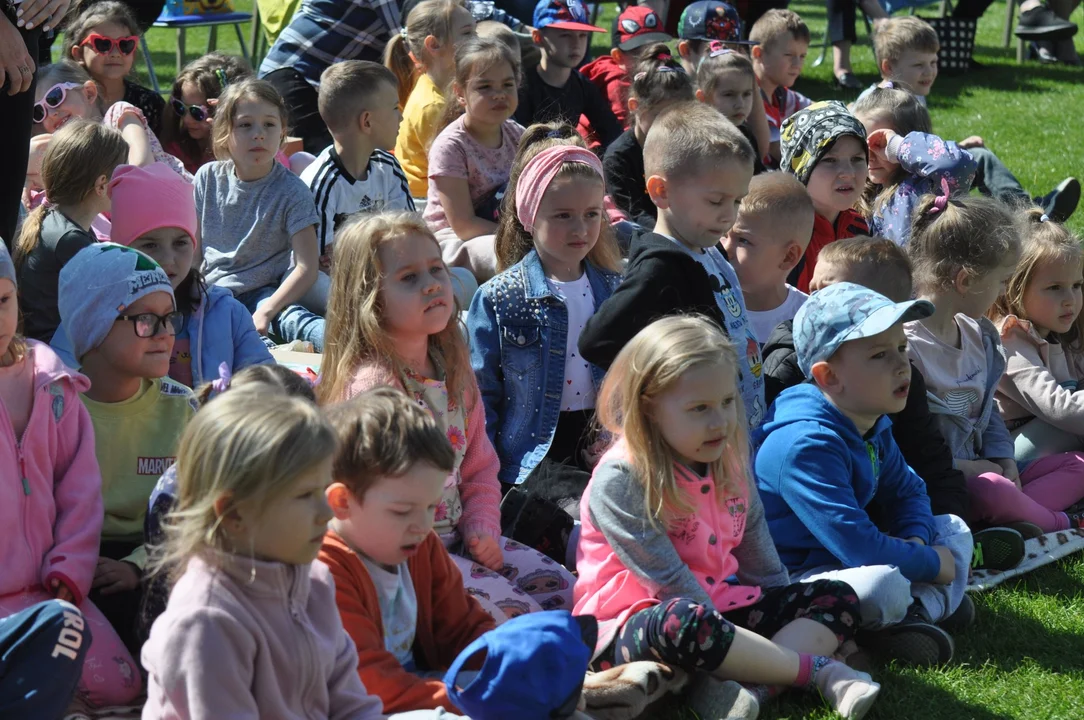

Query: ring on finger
19,65,31,74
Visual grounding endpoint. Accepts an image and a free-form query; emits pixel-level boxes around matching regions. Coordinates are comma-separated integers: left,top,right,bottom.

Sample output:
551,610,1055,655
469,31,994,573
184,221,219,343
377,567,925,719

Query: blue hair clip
215,68,228,89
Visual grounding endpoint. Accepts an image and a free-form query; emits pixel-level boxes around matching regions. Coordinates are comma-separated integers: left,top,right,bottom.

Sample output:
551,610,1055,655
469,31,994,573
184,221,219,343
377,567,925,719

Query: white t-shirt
359,556,418,670
301,146,415,255
547,272,596,412
747,285,809,344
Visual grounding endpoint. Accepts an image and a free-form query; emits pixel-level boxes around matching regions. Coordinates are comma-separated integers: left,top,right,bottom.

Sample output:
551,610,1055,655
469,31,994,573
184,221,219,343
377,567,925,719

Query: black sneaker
972,527,1025,571
939,594,976,634
1035,177,1081,223
1015,4,1078,41
836,71,863,90
1003,520,1044,540
862,610,955,666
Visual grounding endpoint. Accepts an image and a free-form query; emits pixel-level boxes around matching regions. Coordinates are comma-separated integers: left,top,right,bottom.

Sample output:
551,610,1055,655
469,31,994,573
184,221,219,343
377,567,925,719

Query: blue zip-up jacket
752,383,942,582
53,284,273,385
467,250,621,485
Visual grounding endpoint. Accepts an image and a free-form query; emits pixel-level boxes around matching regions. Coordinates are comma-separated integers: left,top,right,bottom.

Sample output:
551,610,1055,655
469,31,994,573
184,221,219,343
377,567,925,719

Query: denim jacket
467,250,622,485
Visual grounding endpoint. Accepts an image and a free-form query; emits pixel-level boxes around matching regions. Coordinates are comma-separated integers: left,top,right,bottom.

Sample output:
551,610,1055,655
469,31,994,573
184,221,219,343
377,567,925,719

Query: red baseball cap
533,0,605,33
613,6,672,50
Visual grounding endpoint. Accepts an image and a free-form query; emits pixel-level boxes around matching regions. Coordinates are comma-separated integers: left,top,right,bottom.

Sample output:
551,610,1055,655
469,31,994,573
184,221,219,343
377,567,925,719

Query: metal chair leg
176,27,186,76
140,35,159,94
234,22,250,64
1004,0,1017,47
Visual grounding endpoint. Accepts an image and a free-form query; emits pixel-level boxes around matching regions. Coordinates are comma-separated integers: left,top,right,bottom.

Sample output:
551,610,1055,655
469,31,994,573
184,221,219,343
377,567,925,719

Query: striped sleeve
309,159,342,255
372,150,416,212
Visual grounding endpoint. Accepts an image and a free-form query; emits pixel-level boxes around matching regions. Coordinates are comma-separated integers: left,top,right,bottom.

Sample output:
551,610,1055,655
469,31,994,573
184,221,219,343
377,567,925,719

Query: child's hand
995,458,1021,489
252,307,272,336
93,558,140,596
27,132,51,181
582,437,607,469
319,251,333,273
958,135,985,149
866,128,898,161
49,578,74,603
466,533,503,572
933,545,956,584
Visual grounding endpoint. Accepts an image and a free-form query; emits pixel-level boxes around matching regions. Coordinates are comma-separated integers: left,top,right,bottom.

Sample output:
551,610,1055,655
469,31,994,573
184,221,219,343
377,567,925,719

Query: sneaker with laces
972,527,1025,571
1035,177,1081,222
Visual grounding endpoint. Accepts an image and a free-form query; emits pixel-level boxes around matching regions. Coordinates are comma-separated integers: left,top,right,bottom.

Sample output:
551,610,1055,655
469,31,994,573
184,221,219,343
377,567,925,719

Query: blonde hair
319,60,398,134
737,172,814,241
326,386,455,500
748,9,810,51
192,363,317,407
494,122,623,273
596,315,749,525
991,208,1084,351
908,193,1022,295
211,78,288,160
643,101,754,179
317,211,471,406
873,16,940,66
14,119,127,269
153,390,336,576
816,236,914,302
384,0,469,106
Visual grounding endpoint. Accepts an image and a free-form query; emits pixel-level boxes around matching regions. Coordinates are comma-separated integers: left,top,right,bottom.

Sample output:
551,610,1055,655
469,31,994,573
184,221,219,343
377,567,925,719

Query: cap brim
845,299,935,345
680,33,758,45
544,20,607,31
618,31,673,49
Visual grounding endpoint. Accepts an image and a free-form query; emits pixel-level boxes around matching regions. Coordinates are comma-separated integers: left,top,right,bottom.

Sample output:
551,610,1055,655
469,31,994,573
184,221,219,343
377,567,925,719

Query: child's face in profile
855,113,897,185
377,233,455,340
537,28,590,69
649,361,738,471
820,324,911,421
364,80,404,151
657,158,753,250
804,135,867,220
331,462,446,571
723,211,809,294
884,50,938,96
34,80,98,134
130,228,196,290
0,279,17,362
703,70,756,127
74,21,137,85
243,458,334,565
755,34,807,89
93,290,177,379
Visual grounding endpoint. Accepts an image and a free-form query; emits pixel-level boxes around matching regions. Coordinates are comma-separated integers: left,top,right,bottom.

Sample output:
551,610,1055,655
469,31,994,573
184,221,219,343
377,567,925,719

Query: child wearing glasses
31,61,191,181
51,163,273,387
56,242,196,654
62,1,164,136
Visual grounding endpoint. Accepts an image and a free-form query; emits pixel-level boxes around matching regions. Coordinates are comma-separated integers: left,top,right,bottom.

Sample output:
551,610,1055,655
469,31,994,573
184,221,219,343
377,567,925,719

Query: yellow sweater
83,377,195,568
395,74,446,198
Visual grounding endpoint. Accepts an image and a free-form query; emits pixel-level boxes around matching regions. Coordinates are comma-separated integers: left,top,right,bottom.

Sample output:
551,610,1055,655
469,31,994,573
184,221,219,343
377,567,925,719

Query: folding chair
141,8,252,93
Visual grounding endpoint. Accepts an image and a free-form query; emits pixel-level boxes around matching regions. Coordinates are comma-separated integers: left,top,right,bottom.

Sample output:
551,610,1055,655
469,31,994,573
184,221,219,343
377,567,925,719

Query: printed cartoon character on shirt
745,334,762,379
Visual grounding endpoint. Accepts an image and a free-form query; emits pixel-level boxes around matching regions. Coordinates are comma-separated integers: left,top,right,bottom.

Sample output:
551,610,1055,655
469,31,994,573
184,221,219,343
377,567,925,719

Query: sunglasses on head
33,82,83,124
80,33,139,55
170,97,212,122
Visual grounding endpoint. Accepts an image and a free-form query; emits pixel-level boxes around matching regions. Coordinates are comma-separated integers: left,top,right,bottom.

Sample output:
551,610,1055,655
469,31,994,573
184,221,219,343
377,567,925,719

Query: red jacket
318,530,495,713
791,209,870,293
577,55,631,151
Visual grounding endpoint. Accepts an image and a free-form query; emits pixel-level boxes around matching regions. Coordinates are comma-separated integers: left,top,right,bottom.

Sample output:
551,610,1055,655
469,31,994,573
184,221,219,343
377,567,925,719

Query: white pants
798,514,973,629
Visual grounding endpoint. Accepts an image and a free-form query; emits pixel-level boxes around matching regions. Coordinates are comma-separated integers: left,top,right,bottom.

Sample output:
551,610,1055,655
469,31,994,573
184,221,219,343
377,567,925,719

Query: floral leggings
594,580,860,673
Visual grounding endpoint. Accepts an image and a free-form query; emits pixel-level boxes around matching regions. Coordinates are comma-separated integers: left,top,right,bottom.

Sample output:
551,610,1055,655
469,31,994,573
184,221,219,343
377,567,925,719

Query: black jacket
761,320,972,522
603,129,656,231
580,232,726,370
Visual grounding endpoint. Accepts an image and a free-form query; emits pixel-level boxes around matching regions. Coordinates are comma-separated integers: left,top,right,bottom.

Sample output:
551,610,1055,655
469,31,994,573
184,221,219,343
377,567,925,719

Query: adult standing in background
259,0,402,154
1,0,70,250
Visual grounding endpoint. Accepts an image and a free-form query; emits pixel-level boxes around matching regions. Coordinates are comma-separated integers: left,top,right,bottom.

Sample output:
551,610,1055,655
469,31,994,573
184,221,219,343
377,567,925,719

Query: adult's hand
16,0,71,31
0,14,35,95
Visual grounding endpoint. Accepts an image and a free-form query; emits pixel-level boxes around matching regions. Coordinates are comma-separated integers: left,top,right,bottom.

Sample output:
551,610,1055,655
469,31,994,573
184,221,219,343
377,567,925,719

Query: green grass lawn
123,3,1084,717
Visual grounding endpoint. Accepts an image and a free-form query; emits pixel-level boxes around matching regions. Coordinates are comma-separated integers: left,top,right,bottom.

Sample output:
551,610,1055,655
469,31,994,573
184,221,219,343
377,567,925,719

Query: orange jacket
318,530,496,713
790,209,870,293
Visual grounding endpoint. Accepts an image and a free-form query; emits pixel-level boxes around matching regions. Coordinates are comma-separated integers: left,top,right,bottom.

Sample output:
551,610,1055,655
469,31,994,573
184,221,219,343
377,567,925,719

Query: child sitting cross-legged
300,60,415,315
575,315,879,720
778,101,870,293
57,243,196,654
319,387,497,713
753,282,974,667
580,101,768,428
317,211,576,618
722,172,815,344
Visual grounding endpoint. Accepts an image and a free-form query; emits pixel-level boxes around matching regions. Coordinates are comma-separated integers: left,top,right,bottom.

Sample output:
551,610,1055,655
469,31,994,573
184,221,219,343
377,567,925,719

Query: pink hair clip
928,176,952,215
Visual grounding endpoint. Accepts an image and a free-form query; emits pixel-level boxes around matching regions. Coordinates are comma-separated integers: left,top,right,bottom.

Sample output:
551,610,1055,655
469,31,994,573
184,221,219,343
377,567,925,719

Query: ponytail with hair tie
926,177,953,216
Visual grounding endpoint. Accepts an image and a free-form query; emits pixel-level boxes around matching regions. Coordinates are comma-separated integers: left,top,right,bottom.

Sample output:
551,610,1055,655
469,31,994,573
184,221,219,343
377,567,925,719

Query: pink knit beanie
108,163,198,249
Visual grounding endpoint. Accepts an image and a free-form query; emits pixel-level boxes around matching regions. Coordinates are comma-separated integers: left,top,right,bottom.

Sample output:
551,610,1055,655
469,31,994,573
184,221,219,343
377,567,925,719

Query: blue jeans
970,147,1031,206
237,286,325,352
0,600,90,720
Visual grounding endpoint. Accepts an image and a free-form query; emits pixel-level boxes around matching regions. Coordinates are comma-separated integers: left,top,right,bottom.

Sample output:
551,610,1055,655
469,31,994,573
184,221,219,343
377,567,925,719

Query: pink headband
515,146,604,234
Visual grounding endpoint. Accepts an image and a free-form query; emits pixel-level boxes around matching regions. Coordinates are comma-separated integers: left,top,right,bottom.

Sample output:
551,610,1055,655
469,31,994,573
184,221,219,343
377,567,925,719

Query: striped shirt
258,0,402,88
300,146,415,254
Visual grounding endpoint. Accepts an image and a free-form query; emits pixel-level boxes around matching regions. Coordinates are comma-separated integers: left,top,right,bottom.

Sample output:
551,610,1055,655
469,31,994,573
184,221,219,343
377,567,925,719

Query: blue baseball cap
533,0,605,32
794,282,934,376
444,611,597,720
678,0,754,44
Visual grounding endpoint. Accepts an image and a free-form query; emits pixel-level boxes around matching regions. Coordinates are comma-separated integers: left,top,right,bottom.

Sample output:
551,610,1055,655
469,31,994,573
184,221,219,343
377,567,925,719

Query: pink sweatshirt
0,340,103,606
142,553,386,720
996,315,1084,434
346,360,502,541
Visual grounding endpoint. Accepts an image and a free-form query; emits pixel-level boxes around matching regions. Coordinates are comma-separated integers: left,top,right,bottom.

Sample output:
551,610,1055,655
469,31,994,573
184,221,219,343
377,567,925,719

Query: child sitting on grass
748,9,811,165
320,388,497,713
722,172,814,343
778,101,870,293
754,282,973,667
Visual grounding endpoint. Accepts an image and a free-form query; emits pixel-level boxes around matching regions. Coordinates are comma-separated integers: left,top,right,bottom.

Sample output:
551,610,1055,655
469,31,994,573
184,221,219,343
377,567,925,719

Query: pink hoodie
0,340,102,606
